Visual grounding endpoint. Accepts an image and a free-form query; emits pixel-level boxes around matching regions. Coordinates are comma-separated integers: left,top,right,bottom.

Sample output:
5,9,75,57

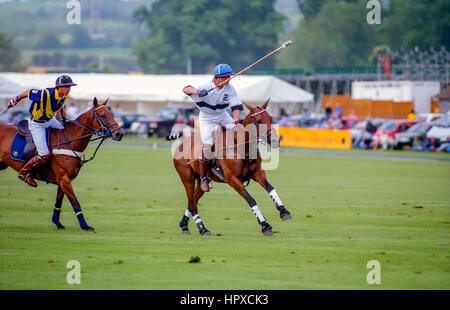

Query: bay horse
0,98,124,231
172,99,291,236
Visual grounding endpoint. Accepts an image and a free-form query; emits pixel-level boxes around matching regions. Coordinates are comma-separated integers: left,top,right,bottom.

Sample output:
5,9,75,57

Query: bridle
50,105,120,165
249,109,273,144
70,105,120,139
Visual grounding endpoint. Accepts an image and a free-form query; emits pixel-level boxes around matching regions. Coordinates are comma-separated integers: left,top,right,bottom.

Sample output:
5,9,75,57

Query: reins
49,105,115,166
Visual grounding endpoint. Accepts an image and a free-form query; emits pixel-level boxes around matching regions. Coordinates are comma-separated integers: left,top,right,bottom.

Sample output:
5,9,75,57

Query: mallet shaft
208,40,293,92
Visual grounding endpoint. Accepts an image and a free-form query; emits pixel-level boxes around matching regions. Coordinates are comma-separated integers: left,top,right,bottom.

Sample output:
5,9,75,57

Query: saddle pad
10,133,27,161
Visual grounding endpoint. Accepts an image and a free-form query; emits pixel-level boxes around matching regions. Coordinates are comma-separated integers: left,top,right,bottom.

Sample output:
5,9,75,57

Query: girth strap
52,149,84,158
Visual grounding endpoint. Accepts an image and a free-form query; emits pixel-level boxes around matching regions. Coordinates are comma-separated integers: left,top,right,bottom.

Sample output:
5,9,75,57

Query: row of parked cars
275,112,450,151
114,105,198,138
2,105,449,152
0,104,198,139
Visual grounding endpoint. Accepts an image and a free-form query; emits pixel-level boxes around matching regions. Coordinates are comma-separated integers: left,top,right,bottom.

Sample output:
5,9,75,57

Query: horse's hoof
201,230,211,236
261,222,273,236
182,229,191,235
281,212,292,221
83,226,95,232
263,229,274,236
57,225,66,230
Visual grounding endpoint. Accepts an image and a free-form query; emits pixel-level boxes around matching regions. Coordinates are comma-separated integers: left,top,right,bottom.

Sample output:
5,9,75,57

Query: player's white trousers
29,118,64,156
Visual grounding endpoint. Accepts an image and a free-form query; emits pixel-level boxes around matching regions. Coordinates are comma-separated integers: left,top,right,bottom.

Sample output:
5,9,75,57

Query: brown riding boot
18,154,50,187
199,159,211,192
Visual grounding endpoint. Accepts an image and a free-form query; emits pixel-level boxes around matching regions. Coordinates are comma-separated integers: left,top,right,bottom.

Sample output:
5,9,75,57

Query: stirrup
19,173,37,187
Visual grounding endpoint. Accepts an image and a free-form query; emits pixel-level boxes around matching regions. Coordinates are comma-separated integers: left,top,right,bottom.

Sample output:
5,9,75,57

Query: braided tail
166,132,183,141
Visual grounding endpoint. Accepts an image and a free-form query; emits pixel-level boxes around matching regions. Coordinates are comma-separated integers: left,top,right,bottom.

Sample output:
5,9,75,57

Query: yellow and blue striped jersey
28,87,67,121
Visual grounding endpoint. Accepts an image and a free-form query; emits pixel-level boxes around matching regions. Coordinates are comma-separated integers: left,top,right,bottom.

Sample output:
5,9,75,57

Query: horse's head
243,99,279,148
92,97,124,141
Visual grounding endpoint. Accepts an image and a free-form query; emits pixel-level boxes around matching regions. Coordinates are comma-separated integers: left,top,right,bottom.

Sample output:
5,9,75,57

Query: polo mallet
207,40,293,93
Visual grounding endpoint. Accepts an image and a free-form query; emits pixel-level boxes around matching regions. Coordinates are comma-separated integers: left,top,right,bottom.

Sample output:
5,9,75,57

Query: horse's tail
166,131,183,141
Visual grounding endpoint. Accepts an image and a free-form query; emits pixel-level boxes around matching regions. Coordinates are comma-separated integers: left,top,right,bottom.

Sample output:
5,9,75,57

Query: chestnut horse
172,99,291,236
0,98,124,231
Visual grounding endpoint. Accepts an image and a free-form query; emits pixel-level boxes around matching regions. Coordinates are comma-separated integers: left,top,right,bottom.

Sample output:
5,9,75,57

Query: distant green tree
132,0,285,73
278,0,375,71
295,0,359,20
0,32,22,72
375,0,450,51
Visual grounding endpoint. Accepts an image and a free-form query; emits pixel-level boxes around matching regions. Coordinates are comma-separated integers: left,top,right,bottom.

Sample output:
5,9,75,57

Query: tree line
1,0,448,73
133,0,450,74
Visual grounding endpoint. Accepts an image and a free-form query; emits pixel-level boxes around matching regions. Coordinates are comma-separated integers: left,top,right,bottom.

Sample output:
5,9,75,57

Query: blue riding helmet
214,64,234,77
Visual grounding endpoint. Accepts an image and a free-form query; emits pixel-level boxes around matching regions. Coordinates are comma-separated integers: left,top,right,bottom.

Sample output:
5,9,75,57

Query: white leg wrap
251,205,266,223
269,189,283,206
184,208,192,218
193,214,202,225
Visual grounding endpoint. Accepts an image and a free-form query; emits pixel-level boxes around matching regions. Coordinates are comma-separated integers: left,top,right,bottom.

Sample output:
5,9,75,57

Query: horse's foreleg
228,176,273,236
59,175,94,231
180,178,210,236
252,170,292,221
52,185,66,230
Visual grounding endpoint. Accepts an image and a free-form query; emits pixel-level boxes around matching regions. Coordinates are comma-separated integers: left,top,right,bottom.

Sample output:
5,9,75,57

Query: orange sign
278,127,351,149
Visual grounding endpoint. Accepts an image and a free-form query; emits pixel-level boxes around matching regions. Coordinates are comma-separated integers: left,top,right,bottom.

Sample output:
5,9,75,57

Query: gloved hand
198,89,208,97
8,96,19,107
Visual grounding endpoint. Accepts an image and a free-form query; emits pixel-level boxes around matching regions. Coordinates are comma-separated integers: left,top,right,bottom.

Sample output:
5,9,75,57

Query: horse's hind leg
252,170,292,220
228,176,273,236
52,185,66,230
59,175,94,231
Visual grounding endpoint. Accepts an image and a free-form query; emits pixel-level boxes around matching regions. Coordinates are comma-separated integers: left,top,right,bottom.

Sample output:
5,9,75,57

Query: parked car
417,113,443,123
0,108,31,126
114,112,148,135
138,105,198,138
278,115,323,128
340,117,359,130
394,122,432,149
371,119,420,150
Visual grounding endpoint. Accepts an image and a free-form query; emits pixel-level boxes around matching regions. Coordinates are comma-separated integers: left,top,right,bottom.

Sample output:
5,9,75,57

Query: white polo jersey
188,79,243,145
189,80,243,119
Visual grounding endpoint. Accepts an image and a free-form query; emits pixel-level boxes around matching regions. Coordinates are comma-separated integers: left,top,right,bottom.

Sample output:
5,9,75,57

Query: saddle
10,120,49,163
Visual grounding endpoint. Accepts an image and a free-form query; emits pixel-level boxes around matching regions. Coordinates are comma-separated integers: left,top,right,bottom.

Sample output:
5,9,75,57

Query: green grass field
0,140,449,290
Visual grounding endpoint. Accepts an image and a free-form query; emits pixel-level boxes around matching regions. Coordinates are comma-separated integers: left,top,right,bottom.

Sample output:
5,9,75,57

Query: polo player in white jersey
183,64,244,192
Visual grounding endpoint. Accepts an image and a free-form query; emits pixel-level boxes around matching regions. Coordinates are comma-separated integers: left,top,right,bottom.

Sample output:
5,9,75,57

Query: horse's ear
262,98,270,109
93,97,98,108
103,97,109,106
244,103,255,113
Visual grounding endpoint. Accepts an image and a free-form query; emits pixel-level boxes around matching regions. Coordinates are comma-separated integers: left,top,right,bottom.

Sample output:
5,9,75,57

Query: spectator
175,116,184,125
348,109,358,120
333,103,343,119
422,137,440,152
437,138,450,152
410,135,422,151
353,118,376,149
407,109,417,120
325,104,332,120
302,108,311,118
188,114,195,128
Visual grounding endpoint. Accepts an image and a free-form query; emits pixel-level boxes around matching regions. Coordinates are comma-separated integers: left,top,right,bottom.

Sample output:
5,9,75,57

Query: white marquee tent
0,73,314,117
